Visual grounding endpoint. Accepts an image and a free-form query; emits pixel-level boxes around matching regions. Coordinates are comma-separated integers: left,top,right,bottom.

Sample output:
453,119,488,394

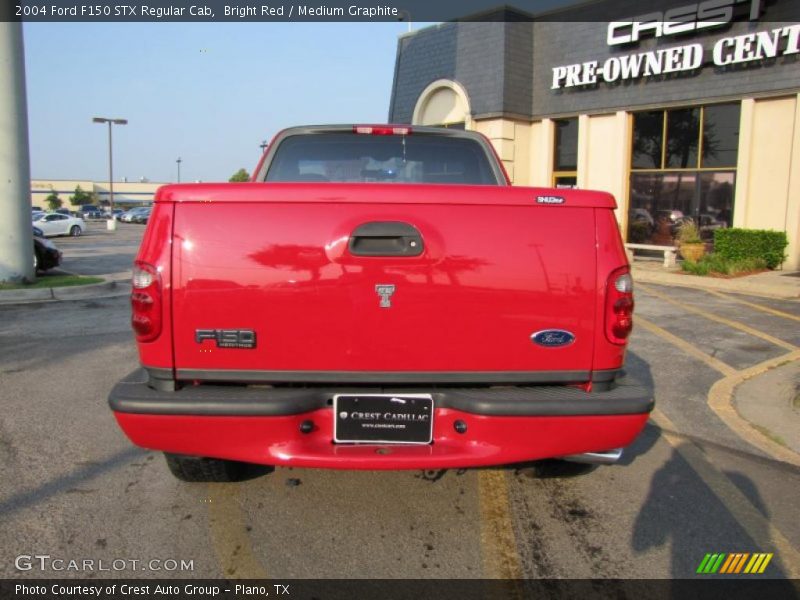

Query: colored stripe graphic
699,552,774,574
734,553,750,573
697,554,713,574
757,553,773,573
719,554,736,574
744,554,760,574
697,553,727,574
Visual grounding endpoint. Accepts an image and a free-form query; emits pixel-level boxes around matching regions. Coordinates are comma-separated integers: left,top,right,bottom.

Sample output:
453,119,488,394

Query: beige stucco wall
527,119,554,187
577,112,631,226
472,118,534,184
734,95,800,270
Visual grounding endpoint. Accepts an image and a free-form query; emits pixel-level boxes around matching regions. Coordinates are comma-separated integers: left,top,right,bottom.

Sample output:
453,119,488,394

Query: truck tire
164,452,250,482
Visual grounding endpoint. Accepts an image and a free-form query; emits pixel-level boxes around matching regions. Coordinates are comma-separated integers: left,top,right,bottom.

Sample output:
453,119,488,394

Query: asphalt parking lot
1,222,799,581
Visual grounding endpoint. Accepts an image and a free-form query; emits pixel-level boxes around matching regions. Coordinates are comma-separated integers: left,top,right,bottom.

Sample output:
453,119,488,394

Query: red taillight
353,125,412,135
605,267,634,345
131,261,162,342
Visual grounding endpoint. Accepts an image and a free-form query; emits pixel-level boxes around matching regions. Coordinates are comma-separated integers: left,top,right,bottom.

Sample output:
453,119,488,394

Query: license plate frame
333,393,434,445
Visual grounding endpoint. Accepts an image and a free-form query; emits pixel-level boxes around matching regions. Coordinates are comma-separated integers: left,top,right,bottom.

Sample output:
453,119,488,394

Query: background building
389,0,800,268
31,179,163,209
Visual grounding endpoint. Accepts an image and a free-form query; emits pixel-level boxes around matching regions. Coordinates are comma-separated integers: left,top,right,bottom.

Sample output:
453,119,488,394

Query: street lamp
260,140,268,152
92,117,127,229
176,157,182,183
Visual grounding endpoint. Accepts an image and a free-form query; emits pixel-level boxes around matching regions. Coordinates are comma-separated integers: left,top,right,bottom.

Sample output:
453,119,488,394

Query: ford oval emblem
531,329,575,347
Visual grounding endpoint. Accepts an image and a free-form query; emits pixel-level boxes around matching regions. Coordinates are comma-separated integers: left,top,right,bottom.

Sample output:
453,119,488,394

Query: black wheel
70,225,81,237
34,251,39,271
164,453,252,482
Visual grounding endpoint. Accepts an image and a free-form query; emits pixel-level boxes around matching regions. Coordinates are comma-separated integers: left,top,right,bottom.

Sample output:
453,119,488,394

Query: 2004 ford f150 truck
109,125,653,482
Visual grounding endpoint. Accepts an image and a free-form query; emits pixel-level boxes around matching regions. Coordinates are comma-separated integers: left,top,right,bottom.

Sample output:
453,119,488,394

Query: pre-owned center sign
551,0,799,90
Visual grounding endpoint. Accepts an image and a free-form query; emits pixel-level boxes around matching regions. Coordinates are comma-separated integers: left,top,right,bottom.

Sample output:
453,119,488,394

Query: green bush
713,228,788,269
681,253,767,276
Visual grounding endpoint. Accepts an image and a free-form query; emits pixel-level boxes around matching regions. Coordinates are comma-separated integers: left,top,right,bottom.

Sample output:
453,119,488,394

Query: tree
45,191,62,210
229,168,250,182
69,185,92,207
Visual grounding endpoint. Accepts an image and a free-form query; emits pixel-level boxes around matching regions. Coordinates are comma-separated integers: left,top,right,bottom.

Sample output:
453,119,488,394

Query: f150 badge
536,195,565,204
375,284,396,308
196,329,256,349
531,329,575,347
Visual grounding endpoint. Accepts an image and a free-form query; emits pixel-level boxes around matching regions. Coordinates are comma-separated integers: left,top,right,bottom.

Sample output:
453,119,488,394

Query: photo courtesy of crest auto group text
1,0,799,596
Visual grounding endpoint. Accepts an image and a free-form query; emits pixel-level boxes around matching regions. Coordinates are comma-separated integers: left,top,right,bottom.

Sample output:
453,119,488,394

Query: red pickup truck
109,125,652,481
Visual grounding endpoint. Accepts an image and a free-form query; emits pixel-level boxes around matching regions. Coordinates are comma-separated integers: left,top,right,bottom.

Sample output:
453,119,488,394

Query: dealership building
388,0,800,268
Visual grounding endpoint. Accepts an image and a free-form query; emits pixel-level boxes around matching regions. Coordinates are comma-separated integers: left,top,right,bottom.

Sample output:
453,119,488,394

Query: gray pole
108,121,114,213
93,117,125,229
0,22,34,283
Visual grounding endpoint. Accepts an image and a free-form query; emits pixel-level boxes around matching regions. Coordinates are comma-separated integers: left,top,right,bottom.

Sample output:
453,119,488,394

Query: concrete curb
632,266,800,300
732,356,800,459
0,279,130,305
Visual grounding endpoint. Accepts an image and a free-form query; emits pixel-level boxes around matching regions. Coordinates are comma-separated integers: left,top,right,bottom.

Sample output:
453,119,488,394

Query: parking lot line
652,409,800,578
701,289,800,323
637,284,798,352
636,316,736,376
206,483,269,578
478,469,524,582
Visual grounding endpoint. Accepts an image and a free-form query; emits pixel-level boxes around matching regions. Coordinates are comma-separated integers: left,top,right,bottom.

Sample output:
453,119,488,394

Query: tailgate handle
349,221,424,257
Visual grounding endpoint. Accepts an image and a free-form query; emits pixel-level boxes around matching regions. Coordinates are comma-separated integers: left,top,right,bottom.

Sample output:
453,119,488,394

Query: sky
23,22,417,183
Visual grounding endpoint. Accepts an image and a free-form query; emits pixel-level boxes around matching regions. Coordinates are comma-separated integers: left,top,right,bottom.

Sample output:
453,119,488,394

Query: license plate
333,394,434,444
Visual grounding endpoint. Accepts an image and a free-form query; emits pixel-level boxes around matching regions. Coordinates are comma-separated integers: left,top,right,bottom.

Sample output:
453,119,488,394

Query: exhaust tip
560,448,623,465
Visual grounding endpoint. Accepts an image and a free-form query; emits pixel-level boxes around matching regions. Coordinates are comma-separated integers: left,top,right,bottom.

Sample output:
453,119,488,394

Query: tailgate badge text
195,329,256,349
375,284,396,308
536,195,566,204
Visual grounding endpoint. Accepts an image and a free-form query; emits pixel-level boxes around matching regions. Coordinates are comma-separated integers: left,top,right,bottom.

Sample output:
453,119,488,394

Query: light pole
260,140,268,153
0,21,34,283
92,117,127,229
397,10,412,32
176,157,182,183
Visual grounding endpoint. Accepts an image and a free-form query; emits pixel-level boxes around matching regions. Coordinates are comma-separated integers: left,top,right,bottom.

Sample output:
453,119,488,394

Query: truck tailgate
169,184,599,382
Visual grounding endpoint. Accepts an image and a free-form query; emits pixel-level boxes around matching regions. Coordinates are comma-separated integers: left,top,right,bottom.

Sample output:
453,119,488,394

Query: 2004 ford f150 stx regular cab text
109,125,653,482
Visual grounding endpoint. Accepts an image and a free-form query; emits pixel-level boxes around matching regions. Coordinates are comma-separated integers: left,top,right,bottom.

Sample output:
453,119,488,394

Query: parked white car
33,213,86,237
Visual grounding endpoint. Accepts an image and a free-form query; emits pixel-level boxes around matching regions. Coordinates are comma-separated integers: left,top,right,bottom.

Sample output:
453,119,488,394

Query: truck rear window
264,133,500,185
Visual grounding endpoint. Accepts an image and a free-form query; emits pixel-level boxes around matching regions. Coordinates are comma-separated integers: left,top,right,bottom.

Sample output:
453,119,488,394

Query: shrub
681,253,767,276
676,219,702,244
714,228,788,269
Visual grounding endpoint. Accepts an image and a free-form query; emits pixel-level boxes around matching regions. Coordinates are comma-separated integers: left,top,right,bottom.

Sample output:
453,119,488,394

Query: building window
553,118,578,187
412,80,471,129
628,103,739,246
